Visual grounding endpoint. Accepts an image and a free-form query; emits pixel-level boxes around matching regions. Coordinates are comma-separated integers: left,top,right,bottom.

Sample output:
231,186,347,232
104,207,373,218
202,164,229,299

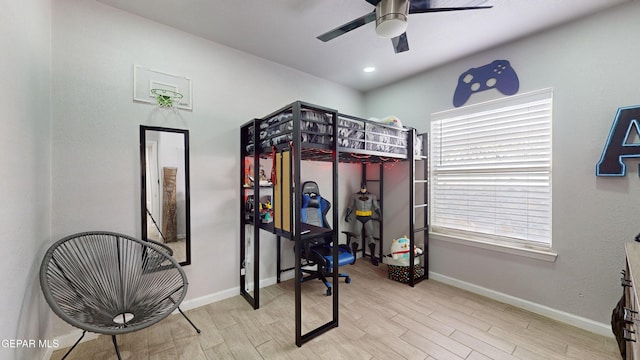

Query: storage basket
387,263,424,283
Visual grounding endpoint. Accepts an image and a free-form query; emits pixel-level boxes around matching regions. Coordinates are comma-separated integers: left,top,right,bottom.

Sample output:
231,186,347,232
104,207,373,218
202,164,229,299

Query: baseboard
180,276,277,311
429,271,614,338
179,286,239,311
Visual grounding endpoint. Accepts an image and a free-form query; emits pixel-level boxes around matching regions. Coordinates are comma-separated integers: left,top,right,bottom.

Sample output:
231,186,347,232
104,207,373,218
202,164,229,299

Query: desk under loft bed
239,100,428,346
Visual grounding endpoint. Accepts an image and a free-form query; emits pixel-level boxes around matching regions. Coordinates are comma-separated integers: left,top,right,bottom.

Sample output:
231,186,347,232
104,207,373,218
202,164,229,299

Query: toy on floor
385,235,425,283
345,182,381,266
389,235,423,262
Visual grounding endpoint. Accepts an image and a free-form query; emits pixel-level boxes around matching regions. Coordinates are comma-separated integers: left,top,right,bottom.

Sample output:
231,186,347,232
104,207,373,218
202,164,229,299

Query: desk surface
627,242,640,302
265,222,333,241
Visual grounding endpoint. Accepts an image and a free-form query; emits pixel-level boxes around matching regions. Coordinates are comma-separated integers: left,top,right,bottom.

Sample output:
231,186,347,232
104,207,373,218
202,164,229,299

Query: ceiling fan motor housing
375,0,409,38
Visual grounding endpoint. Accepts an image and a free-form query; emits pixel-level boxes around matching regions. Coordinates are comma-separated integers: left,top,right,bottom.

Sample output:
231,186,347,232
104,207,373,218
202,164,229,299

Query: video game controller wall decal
453,60,520,107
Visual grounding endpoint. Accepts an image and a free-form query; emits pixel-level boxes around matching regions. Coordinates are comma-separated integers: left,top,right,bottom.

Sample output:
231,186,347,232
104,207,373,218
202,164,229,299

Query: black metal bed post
276,235,282,283
240,119,259,309
331,109,340,330
239,123,246,304
377,164,384,263
293,102,303,347
293,102,340,347
239,123,247,306
252,126,261,309
408,128,417,287
360,165,365,259
419,132,430,281
409,129,429,287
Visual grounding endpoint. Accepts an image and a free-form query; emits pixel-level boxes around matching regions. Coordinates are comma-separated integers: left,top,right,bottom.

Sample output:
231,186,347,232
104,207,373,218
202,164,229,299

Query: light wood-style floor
51,259,621,360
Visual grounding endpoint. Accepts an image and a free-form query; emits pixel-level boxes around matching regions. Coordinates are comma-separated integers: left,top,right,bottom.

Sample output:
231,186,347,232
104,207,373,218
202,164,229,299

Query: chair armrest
342,231,359,246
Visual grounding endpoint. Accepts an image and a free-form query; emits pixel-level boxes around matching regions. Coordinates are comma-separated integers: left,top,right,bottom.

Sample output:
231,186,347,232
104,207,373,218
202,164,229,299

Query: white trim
431,231,558,262
179,287,240,311
429,271,613,338
180,276,278,311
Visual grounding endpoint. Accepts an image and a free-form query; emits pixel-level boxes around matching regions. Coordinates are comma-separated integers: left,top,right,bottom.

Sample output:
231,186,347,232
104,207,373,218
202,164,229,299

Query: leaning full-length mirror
140,125,191,265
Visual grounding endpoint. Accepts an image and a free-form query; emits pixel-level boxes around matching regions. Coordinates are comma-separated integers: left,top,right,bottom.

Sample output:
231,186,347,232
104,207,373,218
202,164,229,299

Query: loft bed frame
239,100,428,347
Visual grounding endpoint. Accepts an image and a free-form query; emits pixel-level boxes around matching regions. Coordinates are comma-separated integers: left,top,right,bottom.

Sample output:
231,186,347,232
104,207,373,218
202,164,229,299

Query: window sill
430,231,558,262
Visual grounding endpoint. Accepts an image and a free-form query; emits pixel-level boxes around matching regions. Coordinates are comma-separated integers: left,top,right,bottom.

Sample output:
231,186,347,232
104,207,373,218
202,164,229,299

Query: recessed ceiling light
363,66,376,73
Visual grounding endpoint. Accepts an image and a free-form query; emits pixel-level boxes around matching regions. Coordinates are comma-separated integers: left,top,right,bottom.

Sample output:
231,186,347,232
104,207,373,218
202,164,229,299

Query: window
430,88,552,249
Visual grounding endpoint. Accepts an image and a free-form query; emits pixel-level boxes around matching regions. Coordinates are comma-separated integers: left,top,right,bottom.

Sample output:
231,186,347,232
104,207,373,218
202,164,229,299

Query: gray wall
364,1,640,328
0,1,52,360
48,0,364,343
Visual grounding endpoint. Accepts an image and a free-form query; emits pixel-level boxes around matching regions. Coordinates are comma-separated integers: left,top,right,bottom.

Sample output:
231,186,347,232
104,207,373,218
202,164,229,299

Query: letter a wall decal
597,106,640,176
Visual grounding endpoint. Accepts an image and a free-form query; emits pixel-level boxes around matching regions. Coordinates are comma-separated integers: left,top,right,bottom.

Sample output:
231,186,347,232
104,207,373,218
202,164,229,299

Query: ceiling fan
316,0,493,54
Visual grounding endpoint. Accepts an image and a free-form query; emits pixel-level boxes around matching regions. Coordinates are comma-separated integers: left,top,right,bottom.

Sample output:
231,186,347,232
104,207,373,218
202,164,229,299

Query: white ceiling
96,0,630,92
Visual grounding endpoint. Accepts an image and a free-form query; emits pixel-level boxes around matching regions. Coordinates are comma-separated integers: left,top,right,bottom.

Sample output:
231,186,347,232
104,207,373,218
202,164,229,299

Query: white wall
0,1,52,360
364,1,640,327
49,0,363,340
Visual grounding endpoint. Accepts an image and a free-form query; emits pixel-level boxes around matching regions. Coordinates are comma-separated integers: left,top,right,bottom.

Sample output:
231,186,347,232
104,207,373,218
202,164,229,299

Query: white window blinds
430,88,552,246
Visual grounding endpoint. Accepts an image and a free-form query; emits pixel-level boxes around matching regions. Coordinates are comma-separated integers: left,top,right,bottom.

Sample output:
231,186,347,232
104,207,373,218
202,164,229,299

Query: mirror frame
140,125,191,266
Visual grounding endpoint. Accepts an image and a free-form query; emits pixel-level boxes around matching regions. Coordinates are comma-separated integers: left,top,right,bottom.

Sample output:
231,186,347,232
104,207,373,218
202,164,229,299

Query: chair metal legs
61,330,86,360
167,296,201,334
59,306,199,360
60,330,121,360
112,335,122,360
177,306,201,333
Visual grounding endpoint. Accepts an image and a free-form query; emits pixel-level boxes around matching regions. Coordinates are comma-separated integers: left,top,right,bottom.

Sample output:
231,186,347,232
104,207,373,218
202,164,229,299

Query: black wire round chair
40,231,199,360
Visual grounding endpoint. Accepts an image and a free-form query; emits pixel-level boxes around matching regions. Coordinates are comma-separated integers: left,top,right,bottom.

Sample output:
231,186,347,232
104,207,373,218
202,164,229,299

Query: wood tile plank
49,259,620,360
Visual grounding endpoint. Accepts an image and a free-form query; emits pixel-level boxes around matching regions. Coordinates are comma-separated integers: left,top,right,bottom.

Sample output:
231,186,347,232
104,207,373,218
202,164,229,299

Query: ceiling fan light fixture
375,0,409,39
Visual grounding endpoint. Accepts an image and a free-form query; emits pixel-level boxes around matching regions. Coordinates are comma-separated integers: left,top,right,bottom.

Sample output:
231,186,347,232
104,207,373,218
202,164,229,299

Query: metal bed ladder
409,130,429,286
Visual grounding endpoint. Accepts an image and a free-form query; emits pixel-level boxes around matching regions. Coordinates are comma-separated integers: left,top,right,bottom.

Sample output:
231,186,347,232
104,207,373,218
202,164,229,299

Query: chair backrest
40,231,187,335
301,181,330,228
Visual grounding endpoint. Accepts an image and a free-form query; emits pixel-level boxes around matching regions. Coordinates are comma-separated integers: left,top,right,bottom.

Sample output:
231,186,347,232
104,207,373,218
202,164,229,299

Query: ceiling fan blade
317,11,377,42
409,5,492,14
364,0,381,5
392,32,409,54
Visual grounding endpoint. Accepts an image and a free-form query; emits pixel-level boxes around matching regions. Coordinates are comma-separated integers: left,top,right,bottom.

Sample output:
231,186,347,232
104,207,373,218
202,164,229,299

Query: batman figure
345,183,381,265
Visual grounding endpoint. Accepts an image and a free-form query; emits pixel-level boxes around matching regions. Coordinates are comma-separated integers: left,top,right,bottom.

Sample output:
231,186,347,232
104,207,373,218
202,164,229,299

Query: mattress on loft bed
414,133,424,157
338,116,409,155
245,109,420,158
258,109,334,150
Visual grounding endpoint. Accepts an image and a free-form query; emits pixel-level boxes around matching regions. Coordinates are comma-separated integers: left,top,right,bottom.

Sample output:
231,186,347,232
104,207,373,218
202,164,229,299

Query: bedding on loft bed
245,105,424,159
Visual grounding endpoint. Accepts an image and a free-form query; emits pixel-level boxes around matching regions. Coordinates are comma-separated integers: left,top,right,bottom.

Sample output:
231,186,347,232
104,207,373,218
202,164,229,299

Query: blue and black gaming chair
300,181,355,296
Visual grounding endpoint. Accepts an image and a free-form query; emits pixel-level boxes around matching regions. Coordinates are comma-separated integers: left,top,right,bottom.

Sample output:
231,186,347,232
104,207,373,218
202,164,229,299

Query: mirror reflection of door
140,126,190,266
145,140,160,241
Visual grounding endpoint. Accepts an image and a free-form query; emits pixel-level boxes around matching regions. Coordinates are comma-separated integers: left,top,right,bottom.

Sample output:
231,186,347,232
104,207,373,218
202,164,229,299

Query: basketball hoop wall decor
134,65,192,110
150,89,183,108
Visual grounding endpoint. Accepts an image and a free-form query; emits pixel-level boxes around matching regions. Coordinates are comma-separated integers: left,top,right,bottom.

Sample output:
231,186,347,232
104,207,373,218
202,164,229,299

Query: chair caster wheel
326,288,332,296
345,277,351,283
